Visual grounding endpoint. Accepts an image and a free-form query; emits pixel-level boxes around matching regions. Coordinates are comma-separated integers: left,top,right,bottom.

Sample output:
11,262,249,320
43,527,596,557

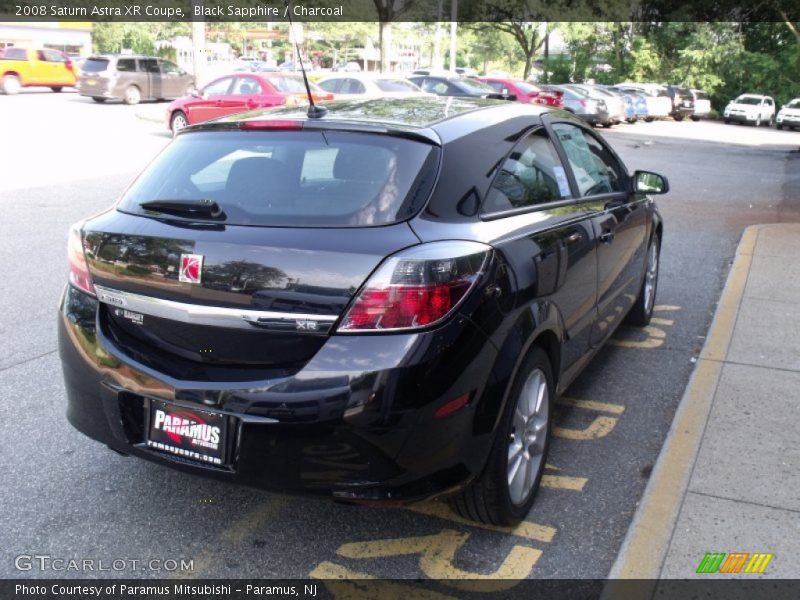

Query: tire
170,110,189,135
51,86,63,92
691,115,700,121
626,234,660,327
2,74,21,95
92,97,107,103
754,116,761,127
644,117,654,122
674,115,684,122
450,347,553,526
123,85,141,105
767,116,774,127
724,118,730,124
776,124,783,130
602,122,612,128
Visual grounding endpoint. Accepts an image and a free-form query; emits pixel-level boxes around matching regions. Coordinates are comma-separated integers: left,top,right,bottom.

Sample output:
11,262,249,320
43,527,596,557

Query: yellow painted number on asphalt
553,397,625,441
608,304,680,349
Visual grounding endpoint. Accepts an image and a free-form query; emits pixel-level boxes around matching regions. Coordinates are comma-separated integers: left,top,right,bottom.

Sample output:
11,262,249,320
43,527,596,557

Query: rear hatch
78,56,113,94
84,125,440,370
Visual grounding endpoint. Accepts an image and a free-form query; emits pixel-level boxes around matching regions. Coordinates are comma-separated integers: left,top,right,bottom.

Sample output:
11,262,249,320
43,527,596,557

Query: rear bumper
59,285,502,503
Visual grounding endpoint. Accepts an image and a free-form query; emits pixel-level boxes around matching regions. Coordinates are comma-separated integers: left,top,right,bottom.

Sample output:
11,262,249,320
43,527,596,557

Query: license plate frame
146,398,231,467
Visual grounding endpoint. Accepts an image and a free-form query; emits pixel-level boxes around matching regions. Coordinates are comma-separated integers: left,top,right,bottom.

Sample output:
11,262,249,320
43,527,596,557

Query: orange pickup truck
0,47,77,94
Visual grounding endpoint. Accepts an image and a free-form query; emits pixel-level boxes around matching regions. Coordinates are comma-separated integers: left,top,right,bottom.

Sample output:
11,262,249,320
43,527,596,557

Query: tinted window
482,128,571,214
375,79,420,93
232,76,261,95
735,96,762,105
203,77,233,96
140,58,159,73
116,58,135,72
82,58,109,72
552,123,624,196
787,99,800,109
2,48,27,60
452,78,495,94
117,131,439,227
420,78,452,95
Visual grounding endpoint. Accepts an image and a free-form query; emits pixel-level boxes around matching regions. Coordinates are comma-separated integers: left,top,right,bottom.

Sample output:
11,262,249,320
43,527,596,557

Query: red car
166,72,334,134
477,77,564,109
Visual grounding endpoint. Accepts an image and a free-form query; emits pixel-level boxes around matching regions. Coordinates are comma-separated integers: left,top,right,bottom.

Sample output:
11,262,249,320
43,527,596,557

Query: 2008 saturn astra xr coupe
59,97,668,525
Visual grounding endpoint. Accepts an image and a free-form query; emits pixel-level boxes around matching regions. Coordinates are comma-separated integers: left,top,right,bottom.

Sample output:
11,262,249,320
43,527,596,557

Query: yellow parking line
541,474,587,491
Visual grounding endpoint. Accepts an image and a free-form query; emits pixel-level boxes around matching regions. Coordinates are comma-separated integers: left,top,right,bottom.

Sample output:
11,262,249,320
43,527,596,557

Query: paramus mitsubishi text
59,96,667,525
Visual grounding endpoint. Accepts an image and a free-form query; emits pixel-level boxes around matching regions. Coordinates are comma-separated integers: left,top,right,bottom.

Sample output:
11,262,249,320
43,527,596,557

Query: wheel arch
472,302,566,438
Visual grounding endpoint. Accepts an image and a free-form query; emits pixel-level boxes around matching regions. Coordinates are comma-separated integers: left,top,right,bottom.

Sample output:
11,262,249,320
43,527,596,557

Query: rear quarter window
117,131,440,227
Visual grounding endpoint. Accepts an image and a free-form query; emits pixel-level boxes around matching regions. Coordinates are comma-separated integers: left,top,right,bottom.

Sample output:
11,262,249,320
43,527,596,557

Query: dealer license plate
147,399,228,466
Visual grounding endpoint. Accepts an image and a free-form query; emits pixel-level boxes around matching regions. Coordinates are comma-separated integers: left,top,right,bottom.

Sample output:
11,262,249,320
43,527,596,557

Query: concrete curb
604,225,764,588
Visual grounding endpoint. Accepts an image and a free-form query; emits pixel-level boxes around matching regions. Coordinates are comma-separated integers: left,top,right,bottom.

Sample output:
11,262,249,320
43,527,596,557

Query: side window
203,77,233,97
140,58,160,74
317,79,340,93
232,77,261,95
552,123,625,197
341,79,366,94
482,128,572,214
486,81,504,92
160,60,181,75
43,50,65,62
116,58,135,72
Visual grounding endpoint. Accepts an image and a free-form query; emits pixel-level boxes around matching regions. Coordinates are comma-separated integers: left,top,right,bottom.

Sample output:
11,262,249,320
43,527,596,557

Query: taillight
338,241,491,332
67,222,95,296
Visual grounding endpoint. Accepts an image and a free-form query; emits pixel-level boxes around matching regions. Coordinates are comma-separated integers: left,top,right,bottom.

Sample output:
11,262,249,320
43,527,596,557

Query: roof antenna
286,0,328,119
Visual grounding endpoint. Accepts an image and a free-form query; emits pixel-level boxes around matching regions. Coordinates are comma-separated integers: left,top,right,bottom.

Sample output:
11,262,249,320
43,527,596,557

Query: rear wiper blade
138,199,225,219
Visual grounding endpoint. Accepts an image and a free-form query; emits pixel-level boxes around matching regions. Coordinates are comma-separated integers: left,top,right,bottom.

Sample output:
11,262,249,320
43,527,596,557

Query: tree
372,0,416,72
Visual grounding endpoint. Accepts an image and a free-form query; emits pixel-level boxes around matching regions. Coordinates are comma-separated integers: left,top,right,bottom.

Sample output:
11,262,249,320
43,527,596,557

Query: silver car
77,55,196,105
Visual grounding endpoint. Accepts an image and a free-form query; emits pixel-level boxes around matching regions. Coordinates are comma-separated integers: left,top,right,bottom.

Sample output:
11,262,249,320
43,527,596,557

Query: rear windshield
787,99,800,109
375,79,420,93
735,96,762,105
117,130,439,227
694,91,709,100
82,58,110,72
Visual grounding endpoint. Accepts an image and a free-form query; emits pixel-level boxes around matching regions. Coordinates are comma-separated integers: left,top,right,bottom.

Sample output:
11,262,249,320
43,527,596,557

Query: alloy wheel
507,368,549,506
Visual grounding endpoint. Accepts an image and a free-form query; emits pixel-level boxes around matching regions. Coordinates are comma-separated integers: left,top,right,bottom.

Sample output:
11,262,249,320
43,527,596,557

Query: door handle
599,230,615,244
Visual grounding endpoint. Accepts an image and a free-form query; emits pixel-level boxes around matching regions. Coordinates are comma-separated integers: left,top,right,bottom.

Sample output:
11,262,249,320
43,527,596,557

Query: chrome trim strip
94,285,338,331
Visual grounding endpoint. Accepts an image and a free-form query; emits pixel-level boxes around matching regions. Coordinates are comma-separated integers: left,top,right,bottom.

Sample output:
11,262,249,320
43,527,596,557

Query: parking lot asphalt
1,90,799,585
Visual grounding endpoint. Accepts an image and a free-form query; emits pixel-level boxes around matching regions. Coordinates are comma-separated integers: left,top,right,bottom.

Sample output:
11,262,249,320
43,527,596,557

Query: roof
202,96,549,136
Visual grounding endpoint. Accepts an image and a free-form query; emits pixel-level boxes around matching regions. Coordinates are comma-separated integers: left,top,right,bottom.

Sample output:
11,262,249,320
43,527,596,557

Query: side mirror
633,170,669,194
191,89,202,98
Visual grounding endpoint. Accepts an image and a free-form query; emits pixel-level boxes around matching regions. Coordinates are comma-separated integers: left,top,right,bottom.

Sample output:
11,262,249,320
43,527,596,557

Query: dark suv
77,54,196,105
665,85,695,121
59,97,667,525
